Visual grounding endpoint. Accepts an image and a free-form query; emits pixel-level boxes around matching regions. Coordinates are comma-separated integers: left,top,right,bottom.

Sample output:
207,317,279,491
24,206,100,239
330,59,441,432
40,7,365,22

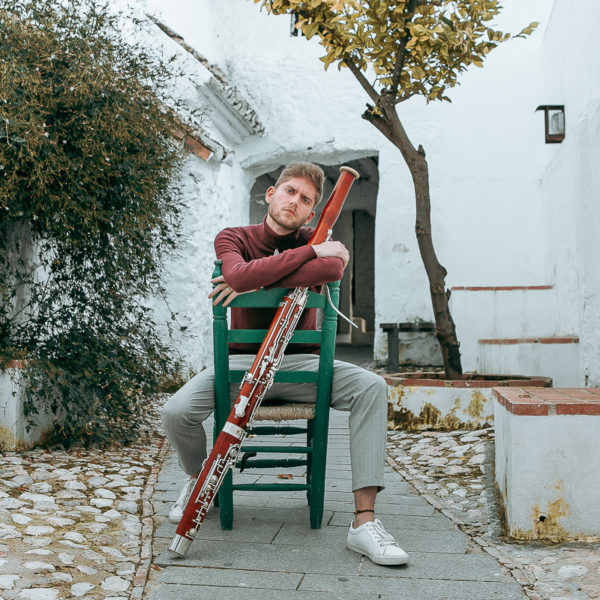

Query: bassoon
169,166,359,557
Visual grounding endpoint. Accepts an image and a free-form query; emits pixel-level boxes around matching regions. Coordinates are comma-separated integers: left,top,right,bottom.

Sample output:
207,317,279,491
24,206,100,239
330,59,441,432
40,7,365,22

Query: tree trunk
364,96,462,379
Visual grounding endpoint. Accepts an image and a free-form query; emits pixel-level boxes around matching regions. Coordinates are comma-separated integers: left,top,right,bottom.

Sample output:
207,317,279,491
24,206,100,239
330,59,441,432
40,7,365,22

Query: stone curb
384,453,539,599
130,436,169,600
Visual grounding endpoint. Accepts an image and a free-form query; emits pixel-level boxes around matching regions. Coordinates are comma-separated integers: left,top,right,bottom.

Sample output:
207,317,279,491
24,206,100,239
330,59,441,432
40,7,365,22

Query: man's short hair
274,162,325,207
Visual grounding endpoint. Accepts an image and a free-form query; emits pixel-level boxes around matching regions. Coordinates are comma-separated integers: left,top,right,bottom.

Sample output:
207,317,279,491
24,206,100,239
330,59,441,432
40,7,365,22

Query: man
162,162,408,566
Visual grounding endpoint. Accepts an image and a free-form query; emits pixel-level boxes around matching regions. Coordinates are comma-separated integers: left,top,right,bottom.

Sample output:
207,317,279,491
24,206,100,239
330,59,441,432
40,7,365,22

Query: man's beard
268,205,302,233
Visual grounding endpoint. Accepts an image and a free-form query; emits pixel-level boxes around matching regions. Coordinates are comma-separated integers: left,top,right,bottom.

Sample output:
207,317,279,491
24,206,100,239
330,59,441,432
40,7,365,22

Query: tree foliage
259,0,537,104
0,0,186,445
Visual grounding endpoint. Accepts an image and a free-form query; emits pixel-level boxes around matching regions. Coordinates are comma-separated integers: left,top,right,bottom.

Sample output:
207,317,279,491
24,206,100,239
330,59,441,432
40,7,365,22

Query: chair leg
218,470,234,530
309,446,326,529
306,419,314,505
309,414,328,529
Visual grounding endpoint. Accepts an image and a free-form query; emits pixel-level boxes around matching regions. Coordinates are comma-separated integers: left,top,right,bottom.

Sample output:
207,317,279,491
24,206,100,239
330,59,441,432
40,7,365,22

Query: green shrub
0,0,187,445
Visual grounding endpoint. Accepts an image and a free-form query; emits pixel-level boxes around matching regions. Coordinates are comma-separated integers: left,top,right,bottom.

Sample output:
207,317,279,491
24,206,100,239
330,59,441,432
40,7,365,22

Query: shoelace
365,520,399,547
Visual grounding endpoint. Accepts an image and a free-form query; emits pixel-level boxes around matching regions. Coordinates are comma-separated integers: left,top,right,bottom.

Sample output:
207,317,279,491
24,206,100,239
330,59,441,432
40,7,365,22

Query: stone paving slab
359,550,509,581
155,473,261,492
154,538,363,574
147,584,379,600
299,573,525,600
155,503,335,526
158,566,302,589
175,493,430,516
328,510,453,530
156,513,466,553
147,410,524,600
155,539,510,583
154,516,282,543
235,482,414,500
270,522,467,554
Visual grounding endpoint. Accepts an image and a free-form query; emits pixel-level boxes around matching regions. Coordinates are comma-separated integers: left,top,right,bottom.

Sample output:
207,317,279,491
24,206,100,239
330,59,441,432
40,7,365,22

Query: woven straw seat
254,401,316,421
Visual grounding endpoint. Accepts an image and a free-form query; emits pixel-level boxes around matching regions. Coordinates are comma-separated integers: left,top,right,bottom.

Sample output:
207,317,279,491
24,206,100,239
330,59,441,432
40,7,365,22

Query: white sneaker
346,518,409,565
168,477,196,524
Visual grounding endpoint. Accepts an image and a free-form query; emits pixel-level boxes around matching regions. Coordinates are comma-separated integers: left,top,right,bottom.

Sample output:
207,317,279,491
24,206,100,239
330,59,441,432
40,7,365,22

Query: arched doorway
249,156,379,352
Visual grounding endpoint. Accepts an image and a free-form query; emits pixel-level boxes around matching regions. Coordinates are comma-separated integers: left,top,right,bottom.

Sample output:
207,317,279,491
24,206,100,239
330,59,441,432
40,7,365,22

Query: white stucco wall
0,368,54,450
128,0,598,386
576,102,600,387
495,399,600,540
539,0,600,386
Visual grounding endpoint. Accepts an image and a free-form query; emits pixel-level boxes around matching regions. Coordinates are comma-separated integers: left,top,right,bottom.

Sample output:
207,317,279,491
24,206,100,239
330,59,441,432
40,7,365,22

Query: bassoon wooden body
169,166,359,557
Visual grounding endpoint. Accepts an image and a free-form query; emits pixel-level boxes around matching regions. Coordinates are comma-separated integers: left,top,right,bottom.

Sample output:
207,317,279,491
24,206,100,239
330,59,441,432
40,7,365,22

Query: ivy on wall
0,0,187,445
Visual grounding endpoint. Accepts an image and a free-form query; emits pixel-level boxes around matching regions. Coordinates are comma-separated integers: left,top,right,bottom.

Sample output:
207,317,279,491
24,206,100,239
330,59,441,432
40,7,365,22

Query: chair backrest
211,260,340,428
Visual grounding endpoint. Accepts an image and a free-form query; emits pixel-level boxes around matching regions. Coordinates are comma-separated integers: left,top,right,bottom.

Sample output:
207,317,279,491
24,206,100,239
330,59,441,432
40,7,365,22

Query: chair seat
254,401,316,421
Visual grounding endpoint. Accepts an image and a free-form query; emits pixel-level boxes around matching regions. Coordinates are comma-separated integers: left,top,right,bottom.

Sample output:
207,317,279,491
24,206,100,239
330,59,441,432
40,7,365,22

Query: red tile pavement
493,387,600,416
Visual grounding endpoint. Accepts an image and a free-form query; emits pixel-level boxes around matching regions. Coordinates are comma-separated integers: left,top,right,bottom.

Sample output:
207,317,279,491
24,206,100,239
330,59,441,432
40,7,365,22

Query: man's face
265,176,317,235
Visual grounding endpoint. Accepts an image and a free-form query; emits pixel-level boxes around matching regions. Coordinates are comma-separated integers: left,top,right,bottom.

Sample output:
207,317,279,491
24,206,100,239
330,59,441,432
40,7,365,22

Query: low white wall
387,384,494,431
494,399,600,541
0,367,54,450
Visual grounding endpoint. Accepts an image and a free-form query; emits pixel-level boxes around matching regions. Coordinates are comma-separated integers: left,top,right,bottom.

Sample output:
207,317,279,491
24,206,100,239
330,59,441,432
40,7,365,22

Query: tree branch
390,0,420,97
344,57,381,105
380,93,419,159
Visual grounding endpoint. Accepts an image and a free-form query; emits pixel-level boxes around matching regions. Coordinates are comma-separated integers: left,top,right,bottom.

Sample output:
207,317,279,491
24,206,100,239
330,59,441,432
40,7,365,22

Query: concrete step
478,336,580,386
449,285,565,370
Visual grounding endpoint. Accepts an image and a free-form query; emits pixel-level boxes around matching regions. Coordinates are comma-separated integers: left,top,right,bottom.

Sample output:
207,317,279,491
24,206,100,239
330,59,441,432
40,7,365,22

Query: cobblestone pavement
0,421,168,600
2,419,599,600
386,428,600,600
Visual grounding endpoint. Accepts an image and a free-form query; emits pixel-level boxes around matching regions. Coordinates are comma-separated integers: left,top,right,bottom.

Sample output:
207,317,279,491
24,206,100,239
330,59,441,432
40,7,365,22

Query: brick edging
384,374,552,388
479,336,579,345
384,453,540,599
130,435,170,600
493,387,600,416
451,285,553,291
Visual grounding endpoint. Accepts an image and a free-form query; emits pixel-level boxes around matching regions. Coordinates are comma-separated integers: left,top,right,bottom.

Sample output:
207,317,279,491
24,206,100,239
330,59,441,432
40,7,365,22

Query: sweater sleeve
215,228,316,292
264,257,344,289
215,228,344,292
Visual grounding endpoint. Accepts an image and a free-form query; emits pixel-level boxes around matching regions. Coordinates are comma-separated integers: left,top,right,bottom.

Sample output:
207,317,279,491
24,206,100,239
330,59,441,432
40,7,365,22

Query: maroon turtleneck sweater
214,217,344,353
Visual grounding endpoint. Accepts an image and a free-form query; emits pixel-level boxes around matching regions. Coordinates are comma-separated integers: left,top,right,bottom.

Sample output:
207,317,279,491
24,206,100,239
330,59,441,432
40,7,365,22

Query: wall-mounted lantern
536,105,565,143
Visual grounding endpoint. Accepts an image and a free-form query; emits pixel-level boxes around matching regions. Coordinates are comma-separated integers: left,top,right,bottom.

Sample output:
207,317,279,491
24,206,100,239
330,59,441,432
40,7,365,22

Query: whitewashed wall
138,0,598,385
540,0,600,386
495,400,600,539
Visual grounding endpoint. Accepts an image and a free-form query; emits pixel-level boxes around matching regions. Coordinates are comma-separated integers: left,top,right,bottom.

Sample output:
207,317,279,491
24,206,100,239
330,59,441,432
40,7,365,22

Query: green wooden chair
212,259,340,530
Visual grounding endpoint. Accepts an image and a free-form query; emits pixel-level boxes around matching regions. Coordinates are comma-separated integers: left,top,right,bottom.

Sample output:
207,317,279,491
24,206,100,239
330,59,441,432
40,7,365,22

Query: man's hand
312,240,350,268
209,275,245,306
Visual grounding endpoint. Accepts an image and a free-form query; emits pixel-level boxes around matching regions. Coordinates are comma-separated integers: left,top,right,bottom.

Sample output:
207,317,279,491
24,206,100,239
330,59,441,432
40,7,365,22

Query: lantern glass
548,109,565,136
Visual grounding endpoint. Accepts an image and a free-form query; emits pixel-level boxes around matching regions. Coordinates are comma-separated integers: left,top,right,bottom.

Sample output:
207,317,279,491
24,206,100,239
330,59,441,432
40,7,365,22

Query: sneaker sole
346,541,409,566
